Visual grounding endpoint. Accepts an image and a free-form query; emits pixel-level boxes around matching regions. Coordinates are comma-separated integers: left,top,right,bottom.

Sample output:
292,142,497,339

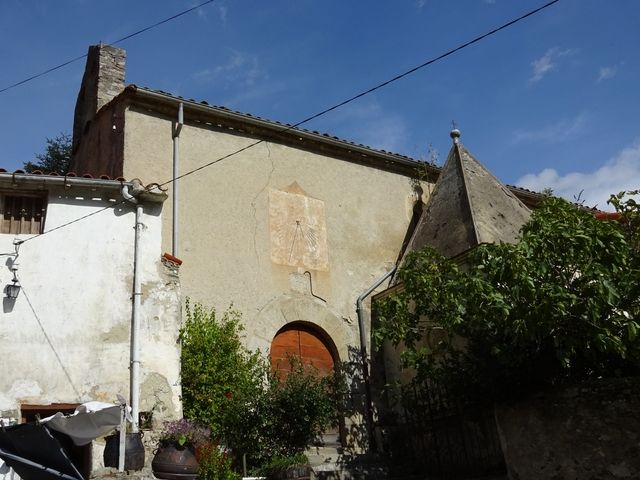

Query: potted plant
151,419,211,480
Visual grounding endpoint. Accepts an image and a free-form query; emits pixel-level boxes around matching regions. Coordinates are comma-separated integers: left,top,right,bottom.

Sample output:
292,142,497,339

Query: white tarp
41,402,126,446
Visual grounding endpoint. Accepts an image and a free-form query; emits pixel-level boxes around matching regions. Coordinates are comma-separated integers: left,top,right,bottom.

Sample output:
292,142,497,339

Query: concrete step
306,445,342,467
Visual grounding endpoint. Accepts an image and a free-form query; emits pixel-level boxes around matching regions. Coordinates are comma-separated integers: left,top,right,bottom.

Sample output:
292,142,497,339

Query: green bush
179,301,340,473
376,194,640,400
180,300,263,436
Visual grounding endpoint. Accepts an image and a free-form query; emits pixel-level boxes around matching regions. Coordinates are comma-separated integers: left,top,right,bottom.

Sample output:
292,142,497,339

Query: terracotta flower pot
151,444,199,480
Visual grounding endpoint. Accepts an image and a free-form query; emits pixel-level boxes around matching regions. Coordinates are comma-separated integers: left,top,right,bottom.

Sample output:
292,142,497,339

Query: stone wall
73,44,125,154
495,378,640,480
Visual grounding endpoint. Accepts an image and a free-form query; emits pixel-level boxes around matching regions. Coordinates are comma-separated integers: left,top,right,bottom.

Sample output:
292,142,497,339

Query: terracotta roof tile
128,84,429,167
0,168,127,183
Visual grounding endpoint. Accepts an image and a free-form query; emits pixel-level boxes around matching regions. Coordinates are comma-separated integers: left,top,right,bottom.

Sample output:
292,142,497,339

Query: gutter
356,266,397,452
172,102,184,257
120,180,167,434
121,184,144,434
0,173,130,191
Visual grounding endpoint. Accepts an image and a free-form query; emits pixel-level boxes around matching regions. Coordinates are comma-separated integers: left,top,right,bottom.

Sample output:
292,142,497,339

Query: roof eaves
0,171,131,191
124,85,440,179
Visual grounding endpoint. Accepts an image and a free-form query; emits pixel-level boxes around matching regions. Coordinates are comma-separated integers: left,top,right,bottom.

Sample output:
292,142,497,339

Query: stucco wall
0,185,181,424
495,378,640,480
122,107,430,364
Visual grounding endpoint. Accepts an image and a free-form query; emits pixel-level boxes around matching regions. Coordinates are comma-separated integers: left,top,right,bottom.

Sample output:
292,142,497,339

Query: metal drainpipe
172,102,183,257
122,185,143,433
356,266,397,452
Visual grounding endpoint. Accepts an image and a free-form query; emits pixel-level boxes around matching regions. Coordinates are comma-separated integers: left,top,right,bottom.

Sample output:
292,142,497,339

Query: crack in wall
250,142,275,276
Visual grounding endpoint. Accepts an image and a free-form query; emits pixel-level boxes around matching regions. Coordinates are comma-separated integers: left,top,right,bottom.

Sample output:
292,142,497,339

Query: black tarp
0,423,83,480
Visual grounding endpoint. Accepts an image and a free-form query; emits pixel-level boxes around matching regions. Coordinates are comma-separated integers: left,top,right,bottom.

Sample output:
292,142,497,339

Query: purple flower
158,419,211,448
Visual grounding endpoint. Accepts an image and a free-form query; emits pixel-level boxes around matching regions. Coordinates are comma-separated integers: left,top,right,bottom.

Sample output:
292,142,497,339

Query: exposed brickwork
73,44,126,153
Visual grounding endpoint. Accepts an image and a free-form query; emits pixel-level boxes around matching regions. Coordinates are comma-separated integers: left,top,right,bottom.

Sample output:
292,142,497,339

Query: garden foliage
179,301,340,472
375,194,640,400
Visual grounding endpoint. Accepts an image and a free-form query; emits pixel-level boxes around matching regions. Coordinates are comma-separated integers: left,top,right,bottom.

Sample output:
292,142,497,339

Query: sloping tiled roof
0,168,126,182
107,84,440,180
70,83,547,205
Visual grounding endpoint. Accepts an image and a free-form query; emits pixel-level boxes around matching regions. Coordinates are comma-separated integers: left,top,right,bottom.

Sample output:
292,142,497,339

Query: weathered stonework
495,378,640,480
73,44,126,153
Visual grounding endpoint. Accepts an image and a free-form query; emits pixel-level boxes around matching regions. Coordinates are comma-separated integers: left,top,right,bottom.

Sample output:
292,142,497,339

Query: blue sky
1,0,639,210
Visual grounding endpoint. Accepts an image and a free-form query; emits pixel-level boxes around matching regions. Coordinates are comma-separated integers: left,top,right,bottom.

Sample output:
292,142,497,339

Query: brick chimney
72,44,126,153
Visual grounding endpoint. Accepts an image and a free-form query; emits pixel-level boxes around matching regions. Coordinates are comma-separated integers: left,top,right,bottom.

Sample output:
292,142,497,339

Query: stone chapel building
70,44,542,450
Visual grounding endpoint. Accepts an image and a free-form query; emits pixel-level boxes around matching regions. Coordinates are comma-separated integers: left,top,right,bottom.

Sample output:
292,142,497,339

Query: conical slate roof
400,130,531,261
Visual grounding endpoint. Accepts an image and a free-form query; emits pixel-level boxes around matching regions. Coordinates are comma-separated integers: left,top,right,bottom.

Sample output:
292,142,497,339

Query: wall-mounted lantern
6,268,20,299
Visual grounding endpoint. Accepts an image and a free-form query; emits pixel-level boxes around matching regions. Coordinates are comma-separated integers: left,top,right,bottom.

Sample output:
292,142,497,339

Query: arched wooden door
270,322,342,445
270,323,336,377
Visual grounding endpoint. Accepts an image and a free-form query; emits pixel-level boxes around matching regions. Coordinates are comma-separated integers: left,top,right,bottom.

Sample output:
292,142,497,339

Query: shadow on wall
3,257,17,313
3,296,16,313
337,346,369,453
318,346,392,479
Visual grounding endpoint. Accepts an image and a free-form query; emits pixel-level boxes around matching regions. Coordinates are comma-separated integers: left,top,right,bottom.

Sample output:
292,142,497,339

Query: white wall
0,184,181,423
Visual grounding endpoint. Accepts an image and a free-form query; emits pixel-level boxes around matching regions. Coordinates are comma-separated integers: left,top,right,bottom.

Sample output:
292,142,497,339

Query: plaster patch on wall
88,385,120,403
100,323,129,343
140,372,175,426
0,380,43,410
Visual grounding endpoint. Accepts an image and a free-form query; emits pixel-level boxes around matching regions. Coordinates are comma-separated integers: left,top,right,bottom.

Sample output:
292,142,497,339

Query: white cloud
483,0,496,4
513,112,589,144
193,50,266,87
516,140,640,210
529,47,576,83
415,0,426,9
597,65,617,82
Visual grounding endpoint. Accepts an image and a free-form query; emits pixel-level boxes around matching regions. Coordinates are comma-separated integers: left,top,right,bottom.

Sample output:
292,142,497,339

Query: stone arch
246,293,356,365
270,321,338,376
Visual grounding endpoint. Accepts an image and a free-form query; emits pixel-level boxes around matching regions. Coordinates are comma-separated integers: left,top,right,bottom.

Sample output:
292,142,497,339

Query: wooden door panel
270,326,334,376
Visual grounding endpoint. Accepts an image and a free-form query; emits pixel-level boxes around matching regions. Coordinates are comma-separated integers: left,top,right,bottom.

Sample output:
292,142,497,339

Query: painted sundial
269,183,328,271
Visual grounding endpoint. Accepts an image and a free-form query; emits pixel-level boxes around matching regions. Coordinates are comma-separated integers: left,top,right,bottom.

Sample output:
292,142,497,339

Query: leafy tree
375,194,640,401
24,133,72,174
179,301,340,472
179,300,263,434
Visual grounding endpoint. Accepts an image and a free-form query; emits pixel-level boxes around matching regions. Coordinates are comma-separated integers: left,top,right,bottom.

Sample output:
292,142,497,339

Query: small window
1,193,47,234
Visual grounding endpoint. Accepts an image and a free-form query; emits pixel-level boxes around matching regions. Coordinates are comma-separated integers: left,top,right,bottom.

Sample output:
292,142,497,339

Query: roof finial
450,120,461,145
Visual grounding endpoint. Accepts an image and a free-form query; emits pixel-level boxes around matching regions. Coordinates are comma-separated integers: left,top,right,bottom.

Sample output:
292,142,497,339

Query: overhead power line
161,0,561,187
0,0,215,95
17,0,560,245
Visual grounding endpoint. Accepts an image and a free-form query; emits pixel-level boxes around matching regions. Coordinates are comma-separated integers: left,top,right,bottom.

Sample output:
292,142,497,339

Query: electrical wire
16,0,560,245
18,197,131,244
157,0,560,189
18,279,83,399
0,0,215,95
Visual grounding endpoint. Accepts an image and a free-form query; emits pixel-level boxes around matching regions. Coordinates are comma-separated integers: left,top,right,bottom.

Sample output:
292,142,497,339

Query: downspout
122,183,144,433
356,266,397,452
172,102,184,257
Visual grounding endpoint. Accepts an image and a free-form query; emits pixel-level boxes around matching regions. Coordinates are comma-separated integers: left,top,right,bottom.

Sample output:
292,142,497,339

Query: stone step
306,445,342,467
